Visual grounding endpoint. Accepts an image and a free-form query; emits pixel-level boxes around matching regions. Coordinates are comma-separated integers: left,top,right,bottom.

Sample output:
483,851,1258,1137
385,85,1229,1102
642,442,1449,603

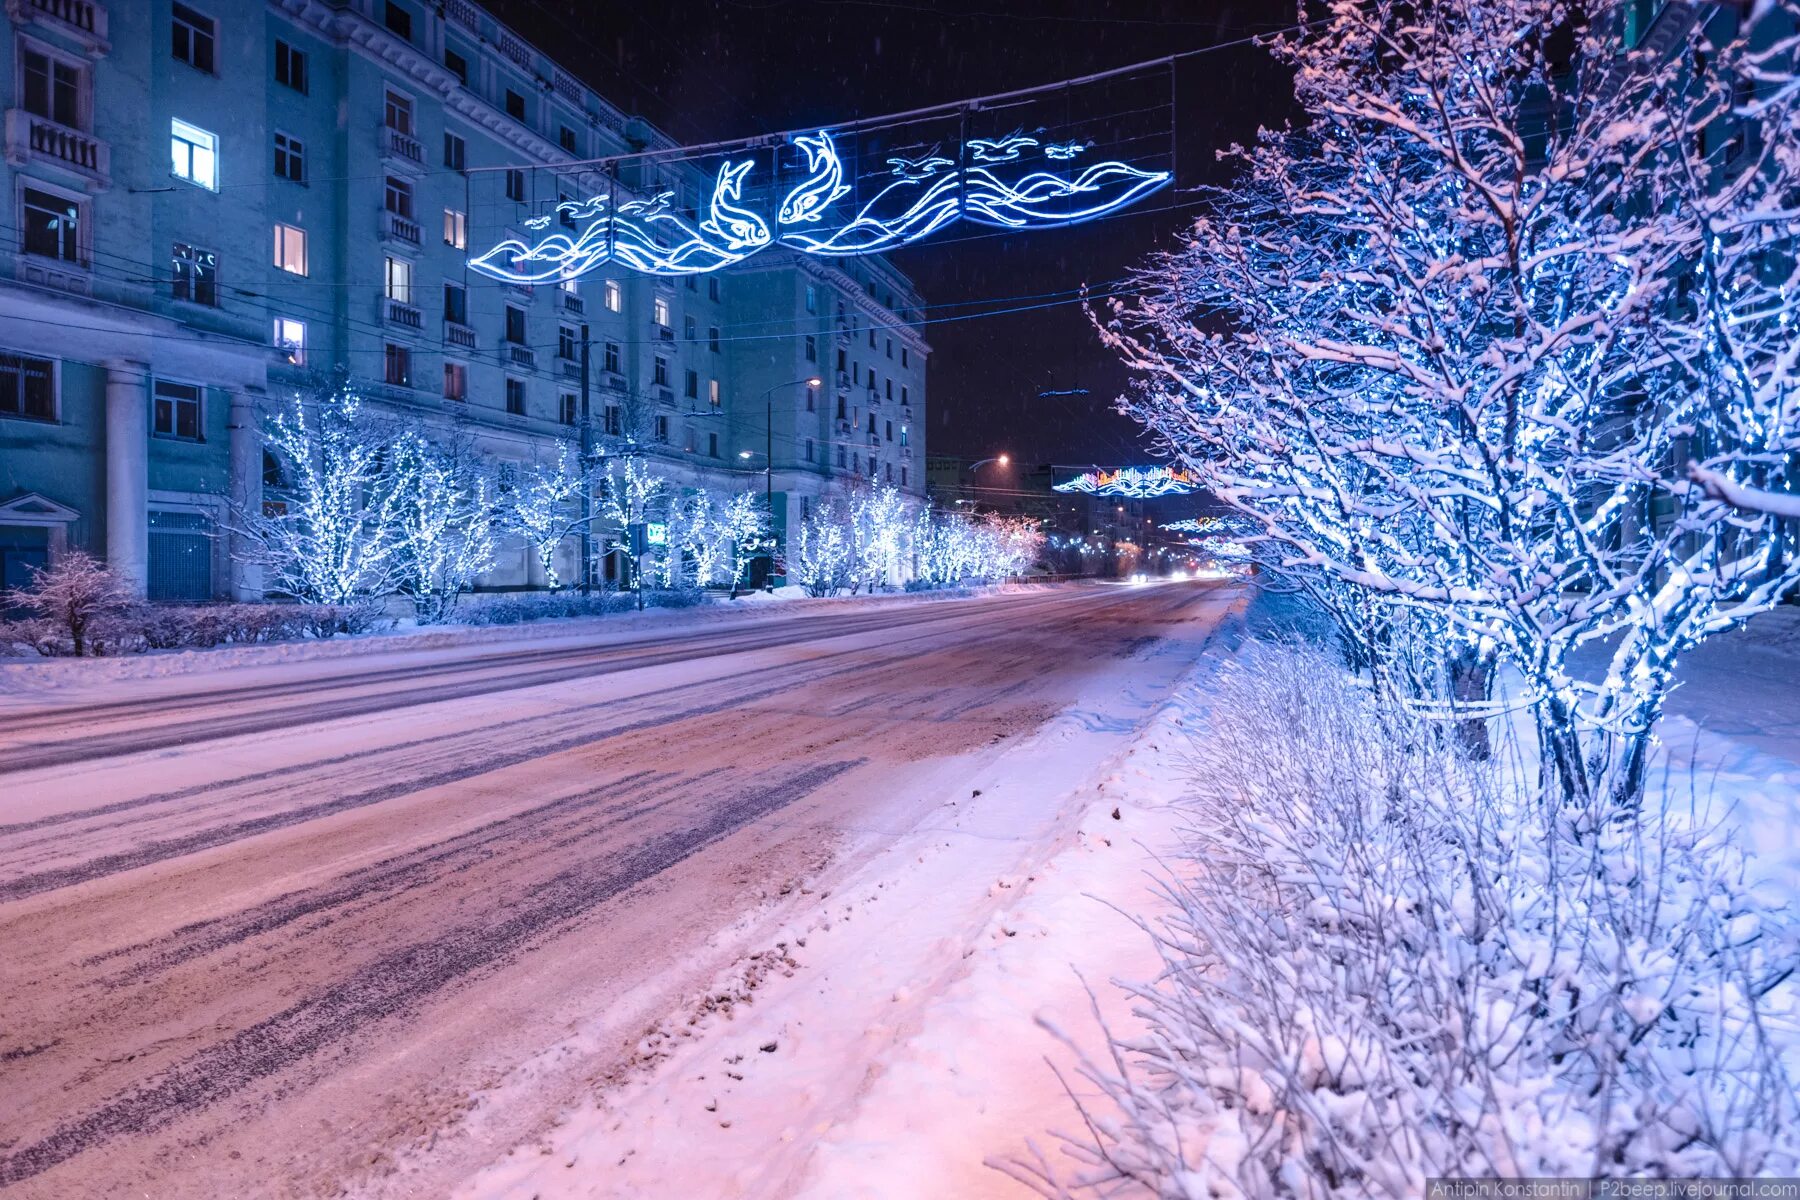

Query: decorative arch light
468,127,1171,282
1053,466,1197,498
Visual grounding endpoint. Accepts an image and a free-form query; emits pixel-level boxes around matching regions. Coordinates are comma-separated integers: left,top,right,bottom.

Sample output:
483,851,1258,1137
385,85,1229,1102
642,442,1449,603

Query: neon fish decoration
468,128,1170,282
1162,518,1222,534
1053,466,1198,498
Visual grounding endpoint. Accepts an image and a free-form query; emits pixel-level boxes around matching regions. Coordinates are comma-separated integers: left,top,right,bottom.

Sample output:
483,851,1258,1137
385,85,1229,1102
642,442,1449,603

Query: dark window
0,352,54,421
22,50,81,128
836,347,846,372
172,3,215,73
886,379,894,400
804,335,816,362
384,343,411,387
868,455,876,476
171,242,217,306
443,361,467,401
868,328,876,349
560,393,578,425
708,277,721,302
901,385,909,406
901,466,908,487
274,40,307,93
805,386,816,412
384,175,414,219
384,89,413,135
836,395,846,420
505,89,526,121
708,326,721,353
443,283,467,324
444,47,468,84
559,125,577,153
443,132,466,172
506,378,526,415
604,404,621,435
655,414,670,442
901,348,910,368
506,168,526,201
684,315,696,342
603,342,621,374
558,325,578,360
885,420,893,441
505,306,526,344
708,432,719,457
886,338,893,359
273,132,304,182
653,356,669,387
384,1,413,42
836,445,846,468
153,380,203,441
22,189,80,262
684,369,698,399
805,438,814,462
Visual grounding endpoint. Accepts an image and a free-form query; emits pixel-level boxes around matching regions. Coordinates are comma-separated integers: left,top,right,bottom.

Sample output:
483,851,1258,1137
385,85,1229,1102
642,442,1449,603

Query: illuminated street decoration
1163,518,1222,534
1053,466,1198,498
468,127,1171,282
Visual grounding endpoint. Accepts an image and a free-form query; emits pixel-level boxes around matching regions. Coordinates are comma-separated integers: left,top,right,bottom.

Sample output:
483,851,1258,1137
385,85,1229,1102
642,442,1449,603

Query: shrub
457,590,634,626
1008,643,1799,1195
8,551,135,656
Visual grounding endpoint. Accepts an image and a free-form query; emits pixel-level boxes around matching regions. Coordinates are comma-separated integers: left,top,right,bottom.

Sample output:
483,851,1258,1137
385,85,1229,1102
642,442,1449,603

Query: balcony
17,255,90,295
606,374,627,392
383,124,423,166
655,387,674,406
5,110,109,188
8,0,108,53
443,320,476,350
558,358,581,381
866,388,881,407
507,343,537,370
655,324,674,342
556,289,585,317
384,297,422,329
835,419,852,435
835,371,852,391
382,209,420,245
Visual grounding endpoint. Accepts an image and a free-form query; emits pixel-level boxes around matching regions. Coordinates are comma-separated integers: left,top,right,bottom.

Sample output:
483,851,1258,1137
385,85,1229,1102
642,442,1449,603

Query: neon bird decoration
467,126,1171,283
1053,466,1198,498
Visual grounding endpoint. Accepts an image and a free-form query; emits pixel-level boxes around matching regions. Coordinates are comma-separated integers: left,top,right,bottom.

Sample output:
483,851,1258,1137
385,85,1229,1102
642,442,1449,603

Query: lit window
604,279,622,312
171,242,217,306
273,317,306,364
653,295,670,328
708,379,720,408
152,380,203,441
384,255,412,303
443,208,467,249
171,119,218,190
272,223,307,275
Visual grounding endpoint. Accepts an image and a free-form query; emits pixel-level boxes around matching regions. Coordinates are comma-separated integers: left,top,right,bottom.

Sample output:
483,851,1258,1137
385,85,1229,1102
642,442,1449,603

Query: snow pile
1016,642,1799,1196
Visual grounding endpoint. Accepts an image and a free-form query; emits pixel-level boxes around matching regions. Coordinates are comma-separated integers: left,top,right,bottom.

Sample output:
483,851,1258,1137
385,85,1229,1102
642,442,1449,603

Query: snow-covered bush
456,589,636,626
1012,643,1798,1196
7,550,135,656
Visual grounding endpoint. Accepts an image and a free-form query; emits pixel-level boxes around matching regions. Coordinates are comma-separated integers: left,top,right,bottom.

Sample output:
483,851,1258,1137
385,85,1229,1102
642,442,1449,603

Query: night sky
487,0,1296,467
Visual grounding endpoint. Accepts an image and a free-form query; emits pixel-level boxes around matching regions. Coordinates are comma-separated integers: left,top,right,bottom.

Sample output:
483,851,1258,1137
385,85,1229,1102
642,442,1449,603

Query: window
505,168,526,201
170,119,218,190
22,188,80,262
603,342,621,374
273,132,304,182
505,306,526,344
384,1,413,41
505,378,526,414
653,296,671,328
274,40,307,93
708,379,720,408
805,437,815,463
901,385,909,407
273,317,306,365
273,223,306,275
443,208,467,249
153,380,203,441
443,132,466,172
902,348,910,368
837,347,847,372
868,328,876,349
901,466,908,487
684,369,698,399
653,356,669,387
805,284,818,314
885,419,893,442
0,352,54,421
684,315,697,342
384,89,413,135
836,445,847,468
604,405,621,435
655,414,670,442
835,394,846,420
505,89,526,121
804,335,817,362
708,326,721,353
444,282,467,325
384,175,414,219
22,48,81,128
171,242,217,306
805,385,816,412
171,3,215,73
384,255,412,303
443,361,467,401
886,338,893,359
559,125,577,153
385,343,411,387
559,325,578,360
886,380,894,400
886,464,893,483
708,432,719,458
686,275,698,291
444,47,468,84
604,279,623,312
899,425,909,447
560,393,578,425
868,455,877,477
708,277,721,302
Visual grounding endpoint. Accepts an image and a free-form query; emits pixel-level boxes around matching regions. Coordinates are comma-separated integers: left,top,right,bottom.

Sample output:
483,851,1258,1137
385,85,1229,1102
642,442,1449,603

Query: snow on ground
455,590,1248,1200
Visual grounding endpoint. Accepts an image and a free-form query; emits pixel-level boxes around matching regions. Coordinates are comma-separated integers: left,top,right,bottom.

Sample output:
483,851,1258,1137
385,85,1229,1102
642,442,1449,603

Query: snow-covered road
0,580,1242,1198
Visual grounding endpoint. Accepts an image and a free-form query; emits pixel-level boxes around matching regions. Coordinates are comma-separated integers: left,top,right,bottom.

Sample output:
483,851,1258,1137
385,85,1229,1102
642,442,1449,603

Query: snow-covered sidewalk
451,591,1249,1200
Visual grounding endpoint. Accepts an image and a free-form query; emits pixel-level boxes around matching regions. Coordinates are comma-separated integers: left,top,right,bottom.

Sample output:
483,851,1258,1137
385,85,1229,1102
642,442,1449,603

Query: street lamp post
961,454,1010,511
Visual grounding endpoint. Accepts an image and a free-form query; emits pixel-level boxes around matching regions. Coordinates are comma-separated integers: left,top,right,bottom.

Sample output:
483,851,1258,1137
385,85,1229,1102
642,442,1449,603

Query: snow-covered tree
239,385,408,603
721,491,772,597
596,453,668,588
10,550,135,656
391,432,498,623
846,484,909,592
504,441,588,589
1099,0,1800,807
792,499,852,596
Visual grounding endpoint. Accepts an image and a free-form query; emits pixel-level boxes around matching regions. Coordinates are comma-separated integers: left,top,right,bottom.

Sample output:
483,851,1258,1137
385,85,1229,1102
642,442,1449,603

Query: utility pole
579,321,592,594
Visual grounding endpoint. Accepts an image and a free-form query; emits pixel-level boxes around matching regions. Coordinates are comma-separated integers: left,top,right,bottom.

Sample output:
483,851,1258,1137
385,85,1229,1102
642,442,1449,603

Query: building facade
0,0,927,599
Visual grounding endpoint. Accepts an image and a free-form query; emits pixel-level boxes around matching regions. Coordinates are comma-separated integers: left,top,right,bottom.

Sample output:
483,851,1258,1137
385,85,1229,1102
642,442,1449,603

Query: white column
228,389,264,600
104,359,148,595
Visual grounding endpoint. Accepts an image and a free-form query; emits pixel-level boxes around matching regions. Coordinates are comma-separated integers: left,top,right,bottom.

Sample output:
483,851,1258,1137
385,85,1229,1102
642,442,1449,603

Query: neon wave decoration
1163,518,1223,534
467,129,1170,282
1053,466,1198,498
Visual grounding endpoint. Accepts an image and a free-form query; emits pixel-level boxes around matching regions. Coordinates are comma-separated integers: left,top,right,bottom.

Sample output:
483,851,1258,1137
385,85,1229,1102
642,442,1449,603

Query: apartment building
0,0,928,599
